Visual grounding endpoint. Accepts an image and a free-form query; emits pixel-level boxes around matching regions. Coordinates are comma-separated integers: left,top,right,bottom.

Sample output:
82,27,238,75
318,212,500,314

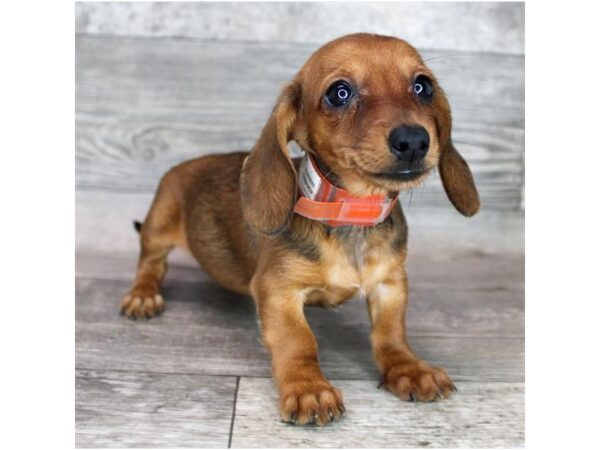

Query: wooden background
76,1,524,255
75,2,525,448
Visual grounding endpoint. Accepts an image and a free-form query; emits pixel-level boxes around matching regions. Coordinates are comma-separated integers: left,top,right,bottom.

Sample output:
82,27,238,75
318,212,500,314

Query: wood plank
75,190,525,255
75,36,524,125
76,269,523,381
75,369,236,448
75,2,524,55
75,35,524,210
231,378,524,448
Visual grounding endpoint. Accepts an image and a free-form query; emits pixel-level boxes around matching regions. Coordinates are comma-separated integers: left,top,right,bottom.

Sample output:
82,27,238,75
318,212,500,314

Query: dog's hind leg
121,173,186,319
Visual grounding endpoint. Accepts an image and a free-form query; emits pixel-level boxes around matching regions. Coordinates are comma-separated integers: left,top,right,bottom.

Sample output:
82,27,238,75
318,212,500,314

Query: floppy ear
439,140,480,217
240,82,301,234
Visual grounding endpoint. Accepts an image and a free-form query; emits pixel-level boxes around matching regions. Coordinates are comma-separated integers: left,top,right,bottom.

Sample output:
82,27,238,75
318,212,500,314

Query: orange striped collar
293,154,398,227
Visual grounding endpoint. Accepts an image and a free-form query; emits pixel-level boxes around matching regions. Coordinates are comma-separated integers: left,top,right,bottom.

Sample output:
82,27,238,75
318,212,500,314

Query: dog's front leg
367,271,457,402
254,282,345,426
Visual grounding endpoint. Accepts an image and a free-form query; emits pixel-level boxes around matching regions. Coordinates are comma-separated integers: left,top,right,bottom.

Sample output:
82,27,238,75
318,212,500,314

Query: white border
1,0,74,448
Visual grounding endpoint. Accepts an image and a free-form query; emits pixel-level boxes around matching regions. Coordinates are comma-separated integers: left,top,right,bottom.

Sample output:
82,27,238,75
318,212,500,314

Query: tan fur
121,33,478,426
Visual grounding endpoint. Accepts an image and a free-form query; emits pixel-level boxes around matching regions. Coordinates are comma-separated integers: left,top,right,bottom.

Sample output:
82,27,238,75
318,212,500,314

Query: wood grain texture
75,251,523,382
75,35,524,210
75,370,236,448
231,378,524,448
75,2,524,55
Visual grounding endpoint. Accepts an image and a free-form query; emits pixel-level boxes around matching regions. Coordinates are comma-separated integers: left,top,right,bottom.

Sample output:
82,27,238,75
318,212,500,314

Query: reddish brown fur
121,34,479,426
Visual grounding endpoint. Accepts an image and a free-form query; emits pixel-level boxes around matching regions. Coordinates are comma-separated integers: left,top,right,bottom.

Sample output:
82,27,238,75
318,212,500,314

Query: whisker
320,159,346,181
422,53,461,64
452,139,478,147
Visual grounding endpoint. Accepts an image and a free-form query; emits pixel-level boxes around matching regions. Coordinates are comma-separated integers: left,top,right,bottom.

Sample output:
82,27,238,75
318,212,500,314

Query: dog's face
296,34,444,194
242,34,480,234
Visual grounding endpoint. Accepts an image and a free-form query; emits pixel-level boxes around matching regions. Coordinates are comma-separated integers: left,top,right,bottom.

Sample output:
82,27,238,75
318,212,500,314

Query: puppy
121,33,479,426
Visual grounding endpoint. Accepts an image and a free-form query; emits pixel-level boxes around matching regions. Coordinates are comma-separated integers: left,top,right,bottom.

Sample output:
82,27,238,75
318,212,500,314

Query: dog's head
241,33,479,234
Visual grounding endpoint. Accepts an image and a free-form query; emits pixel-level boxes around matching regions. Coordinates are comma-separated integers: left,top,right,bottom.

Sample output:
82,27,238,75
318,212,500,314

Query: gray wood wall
75,2,525,255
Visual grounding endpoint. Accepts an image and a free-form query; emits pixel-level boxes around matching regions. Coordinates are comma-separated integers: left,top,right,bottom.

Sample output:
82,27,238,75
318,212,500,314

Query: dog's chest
304,228,395,306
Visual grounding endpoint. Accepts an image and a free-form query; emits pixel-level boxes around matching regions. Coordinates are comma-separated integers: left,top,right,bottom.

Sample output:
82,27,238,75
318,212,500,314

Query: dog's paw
279,379,345,426
383,360,456,402
120,290,165,319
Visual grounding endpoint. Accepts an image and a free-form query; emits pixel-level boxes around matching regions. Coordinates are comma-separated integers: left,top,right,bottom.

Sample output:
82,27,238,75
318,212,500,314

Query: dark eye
413,75,434,101
325,80,354,107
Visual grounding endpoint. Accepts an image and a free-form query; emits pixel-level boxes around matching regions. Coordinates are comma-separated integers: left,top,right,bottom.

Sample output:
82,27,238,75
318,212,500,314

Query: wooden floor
75,249,524,448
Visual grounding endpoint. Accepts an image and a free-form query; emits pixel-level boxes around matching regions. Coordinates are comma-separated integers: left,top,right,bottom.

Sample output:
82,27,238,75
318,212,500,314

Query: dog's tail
133,220,143,233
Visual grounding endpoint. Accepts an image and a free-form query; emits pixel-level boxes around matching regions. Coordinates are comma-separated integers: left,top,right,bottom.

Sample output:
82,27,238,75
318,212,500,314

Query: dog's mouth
371,168,428,182
367,161,430,183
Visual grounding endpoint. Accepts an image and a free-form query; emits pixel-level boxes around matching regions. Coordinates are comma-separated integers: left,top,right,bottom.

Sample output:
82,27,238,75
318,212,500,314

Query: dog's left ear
439,140,480,217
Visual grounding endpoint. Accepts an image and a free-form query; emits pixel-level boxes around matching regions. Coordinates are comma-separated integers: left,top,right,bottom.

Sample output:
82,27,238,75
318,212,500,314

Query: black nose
388,125,430,162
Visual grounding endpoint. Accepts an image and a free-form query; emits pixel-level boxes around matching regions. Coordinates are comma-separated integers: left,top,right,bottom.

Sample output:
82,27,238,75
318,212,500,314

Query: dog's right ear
240,81,301,235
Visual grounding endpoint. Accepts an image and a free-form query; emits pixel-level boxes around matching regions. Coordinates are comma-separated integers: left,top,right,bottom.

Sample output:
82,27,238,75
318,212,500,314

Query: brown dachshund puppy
121,33,479,426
